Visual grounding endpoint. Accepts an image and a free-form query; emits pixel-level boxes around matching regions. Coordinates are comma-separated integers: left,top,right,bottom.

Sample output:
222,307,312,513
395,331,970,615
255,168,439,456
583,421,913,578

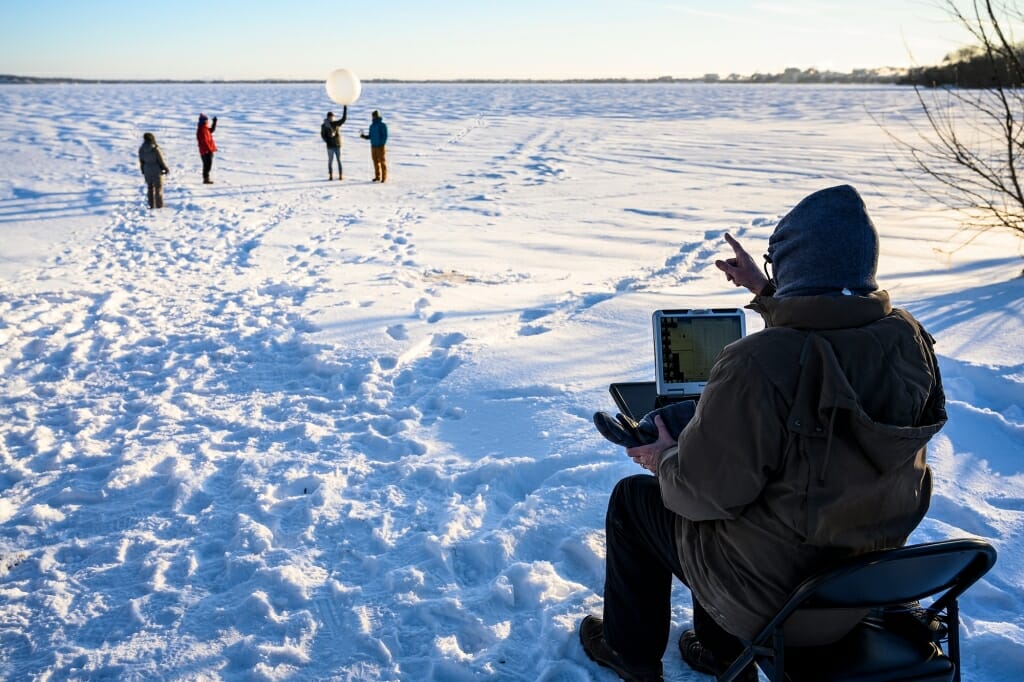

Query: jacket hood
751,292,945,474
799,333,945,472
768,185,879,298
789,330,943,548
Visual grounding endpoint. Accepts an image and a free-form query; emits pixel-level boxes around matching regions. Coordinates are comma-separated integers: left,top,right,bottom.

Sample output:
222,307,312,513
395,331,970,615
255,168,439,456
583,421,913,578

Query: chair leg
947,600,961,682
720,642,775,682
719,649,757,682
773,630,785,682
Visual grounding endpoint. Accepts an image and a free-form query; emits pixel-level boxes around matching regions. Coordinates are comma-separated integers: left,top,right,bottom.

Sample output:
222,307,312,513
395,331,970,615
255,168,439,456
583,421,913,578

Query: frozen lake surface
0,82,1022,680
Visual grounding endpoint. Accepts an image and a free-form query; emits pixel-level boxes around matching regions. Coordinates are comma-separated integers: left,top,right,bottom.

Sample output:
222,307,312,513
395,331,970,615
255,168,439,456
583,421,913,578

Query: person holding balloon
323,67,376,180
196,113,217,184
320,107,347,181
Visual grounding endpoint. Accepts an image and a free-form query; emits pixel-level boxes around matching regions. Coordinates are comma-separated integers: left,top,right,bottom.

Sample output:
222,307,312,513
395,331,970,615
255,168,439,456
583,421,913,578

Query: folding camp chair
718,538,998,682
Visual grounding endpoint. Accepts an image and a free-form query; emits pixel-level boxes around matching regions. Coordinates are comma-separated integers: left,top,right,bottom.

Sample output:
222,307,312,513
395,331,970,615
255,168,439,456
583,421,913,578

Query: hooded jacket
322,108,347,148
657,291,945,641
197,117,217,155
138,140,168,184
367,117,388,147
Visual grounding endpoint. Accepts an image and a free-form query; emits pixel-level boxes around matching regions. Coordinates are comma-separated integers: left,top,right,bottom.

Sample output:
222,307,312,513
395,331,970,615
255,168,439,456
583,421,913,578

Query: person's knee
607,474,655,526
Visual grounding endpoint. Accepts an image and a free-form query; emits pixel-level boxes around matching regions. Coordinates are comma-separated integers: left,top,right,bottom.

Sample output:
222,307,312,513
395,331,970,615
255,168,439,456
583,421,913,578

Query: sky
0,0,985,80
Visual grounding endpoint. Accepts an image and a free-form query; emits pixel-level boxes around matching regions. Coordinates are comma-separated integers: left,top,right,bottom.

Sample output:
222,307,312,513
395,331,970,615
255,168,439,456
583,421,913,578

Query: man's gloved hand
644,400,696,442
593,411,657,448
593,400,696,448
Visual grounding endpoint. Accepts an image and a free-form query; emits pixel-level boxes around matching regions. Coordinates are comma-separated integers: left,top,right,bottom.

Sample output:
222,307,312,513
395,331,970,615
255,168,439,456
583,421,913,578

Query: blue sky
1,1,977,80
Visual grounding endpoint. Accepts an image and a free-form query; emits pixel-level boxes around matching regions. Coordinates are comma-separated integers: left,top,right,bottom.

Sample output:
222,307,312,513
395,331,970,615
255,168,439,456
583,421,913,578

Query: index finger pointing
724,232,751,258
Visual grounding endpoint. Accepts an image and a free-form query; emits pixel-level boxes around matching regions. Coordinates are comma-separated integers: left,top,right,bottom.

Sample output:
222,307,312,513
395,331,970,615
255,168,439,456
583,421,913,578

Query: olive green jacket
139,142,168,184
657,291,945,640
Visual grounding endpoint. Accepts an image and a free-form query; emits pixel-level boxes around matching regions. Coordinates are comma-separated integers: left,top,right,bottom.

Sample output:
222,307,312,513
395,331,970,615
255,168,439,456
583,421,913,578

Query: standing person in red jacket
196,113,218,184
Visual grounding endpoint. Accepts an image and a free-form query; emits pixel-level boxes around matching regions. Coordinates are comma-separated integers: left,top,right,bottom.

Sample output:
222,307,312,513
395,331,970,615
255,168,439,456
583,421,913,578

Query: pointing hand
715,233,770,295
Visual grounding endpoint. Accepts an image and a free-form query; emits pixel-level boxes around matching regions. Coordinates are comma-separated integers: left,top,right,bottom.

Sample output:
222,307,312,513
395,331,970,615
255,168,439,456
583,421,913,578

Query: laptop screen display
654,309,745,397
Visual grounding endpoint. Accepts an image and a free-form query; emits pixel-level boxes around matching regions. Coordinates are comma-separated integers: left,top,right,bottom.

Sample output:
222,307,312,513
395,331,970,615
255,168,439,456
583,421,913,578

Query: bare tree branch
886,1,1024,248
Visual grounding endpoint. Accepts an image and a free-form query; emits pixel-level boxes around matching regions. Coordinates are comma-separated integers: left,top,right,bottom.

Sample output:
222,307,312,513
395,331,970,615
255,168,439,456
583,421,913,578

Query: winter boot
579,616,663,682
678,630,758,681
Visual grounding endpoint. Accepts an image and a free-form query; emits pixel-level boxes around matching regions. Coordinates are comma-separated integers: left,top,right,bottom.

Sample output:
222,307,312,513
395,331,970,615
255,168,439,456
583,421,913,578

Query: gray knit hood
768,185,879,298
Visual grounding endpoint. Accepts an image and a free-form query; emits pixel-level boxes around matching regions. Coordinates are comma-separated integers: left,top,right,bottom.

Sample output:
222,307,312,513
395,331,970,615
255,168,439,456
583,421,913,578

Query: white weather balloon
325,69,362,105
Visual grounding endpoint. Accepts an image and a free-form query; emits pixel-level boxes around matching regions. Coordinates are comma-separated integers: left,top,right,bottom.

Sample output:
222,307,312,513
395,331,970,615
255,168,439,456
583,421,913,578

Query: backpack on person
321,121,334,144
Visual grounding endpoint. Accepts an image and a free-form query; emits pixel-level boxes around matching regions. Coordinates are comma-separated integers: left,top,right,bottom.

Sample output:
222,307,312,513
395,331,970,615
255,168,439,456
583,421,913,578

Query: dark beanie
768,185,879,298
198,113,208,124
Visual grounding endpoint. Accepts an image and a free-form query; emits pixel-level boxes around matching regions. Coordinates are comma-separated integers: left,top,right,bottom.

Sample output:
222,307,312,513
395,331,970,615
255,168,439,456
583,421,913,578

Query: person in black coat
321,106,347,180
138,132,169,208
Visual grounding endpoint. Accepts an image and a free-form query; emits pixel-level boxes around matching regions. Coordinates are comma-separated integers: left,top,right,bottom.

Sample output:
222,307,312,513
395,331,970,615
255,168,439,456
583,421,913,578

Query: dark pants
602,474,744,668
201,152,214,182
146,180,164,209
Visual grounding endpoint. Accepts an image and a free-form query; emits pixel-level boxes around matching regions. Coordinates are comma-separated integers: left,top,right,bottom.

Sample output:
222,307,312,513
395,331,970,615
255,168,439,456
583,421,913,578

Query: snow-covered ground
0,82,1021,681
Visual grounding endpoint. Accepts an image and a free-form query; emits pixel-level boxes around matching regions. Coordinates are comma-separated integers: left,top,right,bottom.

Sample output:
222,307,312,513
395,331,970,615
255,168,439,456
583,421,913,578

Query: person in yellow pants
360,110,388,182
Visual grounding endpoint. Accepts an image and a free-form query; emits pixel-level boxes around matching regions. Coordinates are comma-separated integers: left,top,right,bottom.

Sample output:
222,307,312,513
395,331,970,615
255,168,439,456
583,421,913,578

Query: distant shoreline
0,72,907,86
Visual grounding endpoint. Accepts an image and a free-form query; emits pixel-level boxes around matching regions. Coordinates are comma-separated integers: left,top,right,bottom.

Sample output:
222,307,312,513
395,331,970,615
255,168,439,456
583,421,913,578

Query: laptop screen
653,309,745,397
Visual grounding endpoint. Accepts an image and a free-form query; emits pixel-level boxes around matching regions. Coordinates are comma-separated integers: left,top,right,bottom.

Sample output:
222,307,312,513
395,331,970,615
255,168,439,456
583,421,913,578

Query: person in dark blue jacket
359,110,388,182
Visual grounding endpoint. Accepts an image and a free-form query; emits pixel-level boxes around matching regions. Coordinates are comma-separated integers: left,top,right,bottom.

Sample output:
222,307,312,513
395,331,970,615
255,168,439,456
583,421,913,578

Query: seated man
579,185,947,682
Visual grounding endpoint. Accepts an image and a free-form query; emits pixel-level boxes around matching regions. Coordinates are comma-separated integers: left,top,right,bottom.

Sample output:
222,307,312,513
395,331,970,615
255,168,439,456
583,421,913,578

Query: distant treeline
12,57,1020,88
0,70,908,86
899,45,1024,88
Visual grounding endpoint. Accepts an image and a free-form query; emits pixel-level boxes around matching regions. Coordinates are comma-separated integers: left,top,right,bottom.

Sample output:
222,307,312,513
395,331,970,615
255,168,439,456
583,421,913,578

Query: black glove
593,400,696,448
593,411,656,448
212,116,217,123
